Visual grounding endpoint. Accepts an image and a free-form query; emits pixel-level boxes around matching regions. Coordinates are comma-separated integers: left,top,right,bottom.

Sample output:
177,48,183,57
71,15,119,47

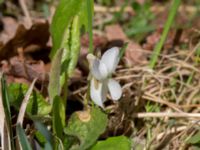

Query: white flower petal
99,62,109,79
100,47,120,74
91,59,103,80
90,78,107,107
107,79,122,100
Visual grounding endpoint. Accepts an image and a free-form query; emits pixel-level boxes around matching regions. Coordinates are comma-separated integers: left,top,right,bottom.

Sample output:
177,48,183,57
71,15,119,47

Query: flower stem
87,0,93,53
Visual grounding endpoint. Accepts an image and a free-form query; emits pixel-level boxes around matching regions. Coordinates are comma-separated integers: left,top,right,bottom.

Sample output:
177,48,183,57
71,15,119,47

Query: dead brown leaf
0,17,18,44
0,21,50,60
9,56,48,83
81,33,107,48
105,24,127,41
105,24,147,65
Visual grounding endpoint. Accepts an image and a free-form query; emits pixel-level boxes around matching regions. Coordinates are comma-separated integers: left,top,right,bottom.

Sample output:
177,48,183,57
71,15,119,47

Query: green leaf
34,121,52,144
35,131,46,145
64,107,108,150
119,43,128,59
60,26,71,88
79,0,94,31
187,130,200,144
16,124,32,150
67,16,81,77
0,74,13,149
63,135,78,150
50,0,83,58
44,142,53,150
132,1,141,12
91,136,132,150
34,126,52,150
48,48,63,102
8,83,51,116
50,1,93,101
1,74,12,126
52,96,65,140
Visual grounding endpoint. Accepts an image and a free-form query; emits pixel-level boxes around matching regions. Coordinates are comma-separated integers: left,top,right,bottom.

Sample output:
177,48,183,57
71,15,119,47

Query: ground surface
1,0,200,149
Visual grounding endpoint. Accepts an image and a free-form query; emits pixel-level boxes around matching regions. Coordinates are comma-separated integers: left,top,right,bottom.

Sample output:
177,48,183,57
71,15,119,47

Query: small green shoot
149,0,181,69
119,42,128,59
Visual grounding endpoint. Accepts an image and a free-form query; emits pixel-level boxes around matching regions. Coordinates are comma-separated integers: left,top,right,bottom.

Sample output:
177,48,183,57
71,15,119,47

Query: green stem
149,0,181,69
84,82,90,110
86,0,94,109
87,0,93,53
62,73,69,108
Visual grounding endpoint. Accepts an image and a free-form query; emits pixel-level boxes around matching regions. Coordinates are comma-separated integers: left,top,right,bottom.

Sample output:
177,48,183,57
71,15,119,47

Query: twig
179,104,200,108
18,0,32,28
71,86,87,95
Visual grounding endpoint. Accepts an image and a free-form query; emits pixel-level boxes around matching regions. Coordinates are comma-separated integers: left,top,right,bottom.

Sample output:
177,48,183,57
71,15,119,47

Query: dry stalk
143,93,182,112
94,5,198,14
17,78,37,125
132,112,200,118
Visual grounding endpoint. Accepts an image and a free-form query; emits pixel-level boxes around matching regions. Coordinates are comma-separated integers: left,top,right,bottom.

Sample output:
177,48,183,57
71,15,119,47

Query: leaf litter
1,0,200,149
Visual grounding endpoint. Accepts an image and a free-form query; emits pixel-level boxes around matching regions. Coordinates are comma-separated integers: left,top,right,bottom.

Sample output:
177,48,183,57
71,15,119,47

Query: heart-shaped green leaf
64,107,107,150
90,136,132,150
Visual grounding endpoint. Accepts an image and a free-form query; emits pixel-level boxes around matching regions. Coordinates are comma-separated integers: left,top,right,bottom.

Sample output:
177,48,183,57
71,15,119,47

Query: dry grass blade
94,5,197,14
17,78,37,125
132,112,200,118
156,126,187,140
143,92,182,112
0,73,11,150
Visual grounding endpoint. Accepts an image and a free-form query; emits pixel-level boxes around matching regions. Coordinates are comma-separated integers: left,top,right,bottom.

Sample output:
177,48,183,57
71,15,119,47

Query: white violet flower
87,47,122,107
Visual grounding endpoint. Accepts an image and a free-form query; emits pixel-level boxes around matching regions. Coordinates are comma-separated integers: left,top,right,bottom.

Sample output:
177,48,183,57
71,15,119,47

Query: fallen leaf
0,60,10,74
0,21,50,60
0,16,18,44
105,24,127,41
81,33,107,49
125,42,147,66
9,56,48,83
143,28,179,51
105,24,147,65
